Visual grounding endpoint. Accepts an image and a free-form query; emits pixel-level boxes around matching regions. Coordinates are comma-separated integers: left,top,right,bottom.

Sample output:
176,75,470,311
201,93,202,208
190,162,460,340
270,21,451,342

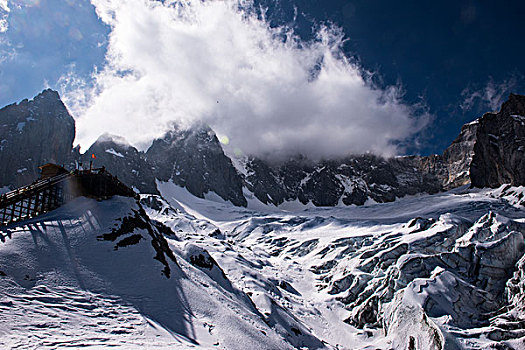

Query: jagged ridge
1,90,524,207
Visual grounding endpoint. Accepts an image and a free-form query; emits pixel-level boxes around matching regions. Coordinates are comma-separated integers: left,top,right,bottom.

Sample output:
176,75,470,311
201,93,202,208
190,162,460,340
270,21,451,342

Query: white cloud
0,0,9,33
0,0,8,12
62,0,429,159
461,76,520,113
0,19,7,33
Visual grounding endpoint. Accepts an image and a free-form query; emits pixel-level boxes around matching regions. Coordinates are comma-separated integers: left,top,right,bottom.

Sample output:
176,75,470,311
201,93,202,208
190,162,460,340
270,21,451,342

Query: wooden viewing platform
0,166,137,227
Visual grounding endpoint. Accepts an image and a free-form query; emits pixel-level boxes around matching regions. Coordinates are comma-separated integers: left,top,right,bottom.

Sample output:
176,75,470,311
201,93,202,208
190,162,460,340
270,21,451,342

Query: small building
38,163,69,179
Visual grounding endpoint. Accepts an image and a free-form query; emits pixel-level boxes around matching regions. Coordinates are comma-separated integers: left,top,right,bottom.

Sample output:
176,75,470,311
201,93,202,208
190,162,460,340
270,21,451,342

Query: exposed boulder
182,243,233,292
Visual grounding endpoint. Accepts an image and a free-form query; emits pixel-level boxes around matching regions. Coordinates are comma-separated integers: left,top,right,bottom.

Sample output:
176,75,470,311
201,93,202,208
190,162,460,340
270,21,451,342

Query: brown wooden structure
0,166,137,226
39,163,69,179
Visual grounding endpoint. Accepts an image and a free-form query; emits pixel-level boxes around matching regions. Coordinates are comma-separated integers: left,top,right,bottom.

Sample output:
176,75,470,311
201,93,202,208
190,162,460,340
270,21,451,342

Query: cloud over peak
62,0,429,159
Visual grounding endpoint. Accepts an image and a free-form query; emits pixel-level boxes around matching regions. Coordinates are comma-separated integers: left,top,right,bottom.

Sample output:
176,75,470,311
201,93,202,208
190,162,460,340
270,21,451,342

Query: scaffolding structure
0,167,136,226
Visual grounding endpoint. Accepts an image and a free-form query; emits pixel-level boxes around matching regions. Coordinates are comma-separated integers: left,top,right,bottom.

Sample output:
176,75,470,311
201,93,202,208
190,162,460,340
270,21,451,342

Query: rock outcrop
419,120,478,190
0,89,75,189
470,94,525,188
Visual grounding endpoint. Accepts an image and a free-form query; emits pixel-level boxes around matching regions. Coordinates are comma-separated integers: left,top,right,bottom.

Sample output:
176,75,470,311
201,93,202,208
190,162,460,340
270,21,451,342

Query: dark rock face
420,120,479,190
82,127,248,206
146,125,247,207
470,94,525,188
243,157,290,205
0,89,75,189
298,164,345,206
241,154,442,206
442,121,479,187
82,134,158,194
420,93,525,190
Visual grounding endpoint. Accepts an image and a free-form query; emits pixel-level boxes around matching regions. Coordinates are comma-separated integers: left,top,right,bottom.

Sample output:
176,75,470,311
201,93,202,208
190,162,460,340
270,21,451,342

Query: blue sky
0,0,108,105
256,0,525,153
0,0,524,157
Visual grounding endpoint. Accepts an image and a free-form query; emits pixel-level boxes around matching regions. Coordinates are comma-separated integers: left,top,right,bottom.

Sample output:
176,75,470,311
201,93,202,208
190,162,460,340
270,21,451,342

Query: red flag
91,154,96,159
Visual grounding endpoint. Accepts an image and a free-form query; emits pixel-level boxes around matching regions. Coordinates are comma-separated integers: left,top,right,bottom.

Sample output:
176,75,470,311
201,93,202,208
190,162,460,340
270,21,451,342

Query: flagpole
90,153,96,171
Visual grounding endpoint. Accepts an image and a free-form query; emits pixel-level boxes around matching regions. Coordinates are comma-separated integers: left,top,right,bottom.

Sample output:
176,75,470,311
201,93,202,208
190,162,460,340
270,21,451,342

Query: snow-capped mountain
0,196,304,349
236,154,442,206
146,125,247,207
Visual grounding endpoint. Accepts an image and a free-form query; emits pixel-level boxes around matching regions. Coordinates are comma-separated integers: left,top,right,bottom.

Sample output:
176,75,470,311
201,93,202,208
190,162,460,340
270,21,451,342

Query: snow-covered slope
0,196,297,349
1,184,525,349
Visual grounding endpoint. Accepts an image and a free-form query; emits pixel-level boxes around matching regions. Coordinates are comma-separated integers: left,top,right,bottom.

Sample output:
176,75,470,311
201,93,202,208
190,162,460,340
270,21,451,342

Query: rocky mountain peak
35,88,61,100
501,93,525,116
146,124,247,207
0,89,75,189
470,94,525,188
93,133,132,147
82,133,157,194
